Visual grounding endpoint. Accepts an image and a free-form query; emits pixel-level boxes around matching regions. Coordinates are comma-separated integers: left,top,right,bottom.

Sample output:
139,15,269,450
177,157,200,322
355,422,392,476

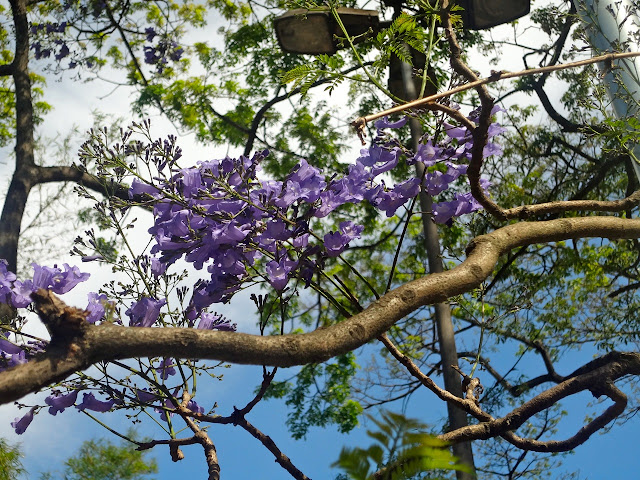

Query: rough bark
2,216,639,405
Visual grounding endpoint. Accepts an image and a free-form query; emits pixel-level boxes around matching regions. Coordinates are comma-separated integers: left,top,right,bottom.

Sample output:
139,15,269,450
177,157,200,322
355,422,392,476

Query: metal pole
398,57,477,478
573,0,640,181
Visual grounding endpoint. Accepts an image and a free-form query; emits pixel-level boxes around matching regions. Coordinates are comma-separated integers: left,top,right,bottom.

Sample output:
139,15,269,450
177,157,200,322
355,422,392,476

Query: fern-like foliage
280,52,349,96
332,410,471,480
372,13,426,74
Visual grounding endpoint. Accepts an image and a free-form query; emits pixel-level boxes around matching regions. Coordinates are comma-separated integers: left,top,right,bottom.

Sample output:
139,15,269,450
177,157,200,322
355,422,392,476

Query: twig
352,51,640,128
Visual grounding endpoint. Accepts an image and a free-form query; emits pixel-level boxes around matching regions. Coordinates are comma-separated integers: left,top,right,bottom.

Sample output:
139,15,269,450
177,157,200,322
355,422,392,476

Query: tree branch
1,217,639,405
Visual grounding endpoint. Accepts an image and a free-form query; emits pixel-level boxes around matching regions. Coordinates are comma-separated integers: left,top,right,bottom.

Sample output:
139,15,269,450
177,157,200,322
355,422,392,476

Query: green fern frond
280,64,316,85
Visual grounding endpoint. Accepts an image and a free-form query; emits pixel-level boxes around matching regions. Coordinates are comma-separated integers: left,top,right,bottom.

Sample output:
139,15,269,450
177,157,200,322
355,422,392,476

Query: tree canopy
1,0,640,479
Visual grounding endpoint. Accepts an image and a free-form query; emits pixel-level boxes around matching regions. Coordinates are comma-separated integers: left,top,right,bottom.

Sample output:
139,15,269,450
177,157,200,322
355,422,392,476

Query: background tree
0,437,24,480
40,432,157,480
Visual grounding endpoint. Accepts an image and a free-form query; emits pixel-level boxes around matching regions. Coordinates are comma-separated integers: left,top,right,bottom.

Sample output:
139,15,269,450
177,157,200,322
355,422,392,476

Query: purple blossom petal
45,390,78,415
135,388,157,403
0,260,16,304
11,280,34,308
186,399,204,415
81,254,104,262
31,263,90,295
11,407,36,435
266,257,297,291
324,221,363,257
0,333,23,355
155,357,176,380
126,297,166,327
197,312,237,331
86,292,110,324
75,393,115,412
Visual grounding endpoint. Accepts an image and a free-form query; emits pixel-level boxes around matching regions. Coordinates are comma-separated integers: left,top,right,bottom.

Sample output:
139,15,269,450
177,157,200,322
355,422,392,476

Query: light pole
396,51,478,478
573,0,640,182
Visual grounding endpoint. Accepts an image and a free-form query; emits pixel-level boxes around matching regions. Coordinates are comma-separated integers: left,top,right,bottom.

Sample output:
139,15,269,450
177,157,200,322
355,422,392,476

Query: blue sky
1,4,640,479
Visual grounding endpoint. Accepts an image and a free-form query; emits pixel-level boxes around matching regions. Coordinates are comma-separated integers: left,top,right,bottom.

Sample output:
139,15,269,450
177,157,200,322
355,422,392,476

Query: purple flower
432,192,482,224
0,260,16,304
179,168,203,198
197,312,237,331
31,263,90,294
157,398,174,422
130,178,161,198
186,399,204,415
11,407,36,435
409,141,438,166
0,350,27,370
276,159,326,207
0,333,23,355
357,144,400,176
76,393,115,412
145,27,157,42
55,43,70,60
266,257,297,291
373,179,420,217
444,122,468,139
135,388,157,403
11,279,33,308
315,189,349,218
323,221,364,257
339,221,364,241
169,45,184,62
86,292,110,324
150,257,167,276
263,219,293,241
155,357,176,380
126,297,166,327
51,263,91,295
81,254,104,262
45,390,78,415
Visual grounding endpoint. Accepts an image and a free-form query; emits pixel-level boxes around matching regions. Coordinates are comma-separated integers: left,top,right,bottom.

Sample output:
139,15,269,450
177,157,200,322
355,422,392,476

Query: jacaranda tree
1,0,640,479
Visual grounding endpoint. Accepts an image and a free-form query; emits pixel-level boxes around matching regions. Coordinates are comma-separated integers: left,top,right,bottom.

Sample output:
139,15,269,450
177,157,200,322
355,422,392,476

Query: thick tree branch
1,217,639,405
502,189,640,219
35,165,133,202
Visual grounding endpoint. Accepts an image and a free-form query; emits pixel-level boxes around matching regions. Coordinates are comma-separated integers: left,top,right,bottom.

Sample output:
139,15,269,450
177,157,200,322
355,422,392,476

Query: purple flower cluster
0,332,27,372
0,260,97,372
5,110,503,436
126,297,167,328
12,382,206,434
133,111,501,311
143,35,184,73
0,260,90,310
12,389,114,435
30,21,72,61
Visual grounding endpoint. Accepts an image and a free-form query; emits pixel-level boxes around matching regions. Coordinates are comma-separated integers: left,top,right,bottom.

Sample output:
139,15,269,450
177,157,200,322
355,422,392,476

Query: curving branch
234,418,311,480
383,328,639,454
1,216,640,405
243,62,374,157
501,189,640,219
35,165,132,202
441,351,636,453
353,51,640,128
